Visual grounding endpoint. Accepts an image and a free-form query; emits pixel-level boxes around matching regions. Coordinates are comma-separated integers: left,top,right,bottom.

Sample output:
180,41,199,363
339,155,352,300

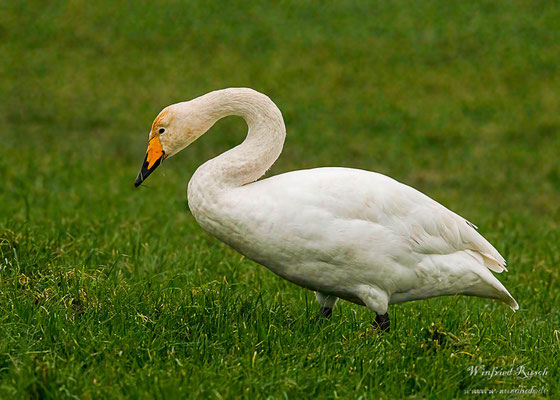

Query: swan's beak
134,136,167,187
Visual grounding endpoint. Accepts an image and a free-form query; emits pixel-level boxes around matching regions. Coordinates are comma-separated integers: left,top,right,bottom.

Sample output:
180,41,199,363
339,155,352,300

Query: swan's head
134,101,214,187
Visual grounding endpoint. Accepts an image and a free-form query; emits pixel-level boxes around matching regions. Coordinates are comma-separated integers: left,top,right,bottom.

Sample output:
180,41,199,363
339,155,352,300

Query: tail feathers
502,293,519,311
492,281,519,311
474,268,519,311
489,275,518,311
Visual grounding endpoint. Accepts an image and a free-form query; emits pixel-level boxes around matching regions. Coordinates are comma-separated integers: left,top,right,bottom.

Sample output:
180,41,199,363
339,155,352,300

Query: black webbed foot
374,312,390,332
311,307,332,322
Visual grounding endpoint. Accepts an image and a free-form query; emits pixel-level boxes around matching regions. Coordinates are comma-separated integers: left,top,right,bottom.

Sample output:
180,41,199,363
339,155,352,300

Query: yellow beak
135,136,167,187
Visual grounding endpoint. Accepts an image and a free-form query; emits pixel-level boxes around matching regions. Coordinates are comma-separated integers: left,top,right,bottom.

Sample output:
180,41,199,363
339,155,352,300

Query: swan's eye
158,128,166,134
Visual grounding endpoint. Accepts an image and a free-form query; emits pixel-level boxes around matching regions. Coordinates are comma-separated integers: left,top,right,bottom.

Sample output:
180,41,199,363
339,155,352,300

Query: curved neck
190,88,286,190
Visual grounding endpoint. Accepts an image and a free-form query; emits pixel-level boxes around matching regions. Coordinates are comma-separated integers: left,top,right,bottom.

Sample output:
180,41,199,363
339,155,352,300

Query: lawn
1,0,559,398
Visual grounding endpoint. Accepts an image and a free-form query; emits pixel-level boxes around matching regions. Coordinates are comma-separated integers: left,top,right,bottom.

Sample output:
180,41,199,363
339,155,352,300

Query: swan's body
135,88,518,329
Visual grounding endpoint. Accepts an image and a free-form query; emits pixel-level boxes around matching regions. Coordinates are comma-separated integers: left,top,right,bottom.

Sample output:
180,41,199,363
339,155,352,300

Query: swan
134,88,518,331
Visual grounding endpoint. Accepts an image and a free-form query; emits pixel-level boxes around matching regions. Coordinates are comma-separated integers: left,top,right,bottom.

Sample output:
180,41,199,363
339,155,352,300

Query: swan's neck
189,88,286,192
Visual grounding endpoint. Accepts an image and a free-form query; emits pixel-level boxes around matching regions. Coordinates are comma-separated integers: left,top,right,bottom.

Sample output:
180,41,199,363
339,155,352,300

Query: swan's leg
359,285,391,332
313,292,338,320
374,313,390,332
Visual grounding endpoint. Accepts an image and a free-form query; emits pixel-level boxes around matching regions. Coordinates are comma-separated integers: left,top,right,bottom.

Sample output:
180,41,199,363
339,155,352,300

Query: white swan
135,88,518,331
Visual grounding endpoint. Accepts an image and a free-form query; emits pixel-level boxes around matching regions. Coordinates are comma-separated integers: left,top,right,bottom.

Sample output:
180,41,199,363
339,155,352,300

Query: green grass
1,0,559,398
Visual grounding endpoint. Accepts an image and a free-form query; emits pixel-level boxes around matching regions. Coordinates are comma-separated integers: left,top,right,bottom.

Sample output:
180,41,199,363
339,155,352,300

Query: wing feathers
401,194,508,274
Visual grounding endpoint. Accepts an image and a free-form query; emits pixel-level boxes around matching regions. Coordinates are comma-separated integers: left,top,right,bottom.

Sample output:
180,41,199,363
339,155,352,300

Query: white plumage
135,88,518,329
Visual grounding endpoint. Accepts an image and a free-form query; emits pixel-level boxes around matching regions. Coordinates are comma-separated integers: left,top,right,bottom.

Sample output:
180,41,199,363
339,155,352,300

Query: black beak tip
134,174,143,187
134,153,164,188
